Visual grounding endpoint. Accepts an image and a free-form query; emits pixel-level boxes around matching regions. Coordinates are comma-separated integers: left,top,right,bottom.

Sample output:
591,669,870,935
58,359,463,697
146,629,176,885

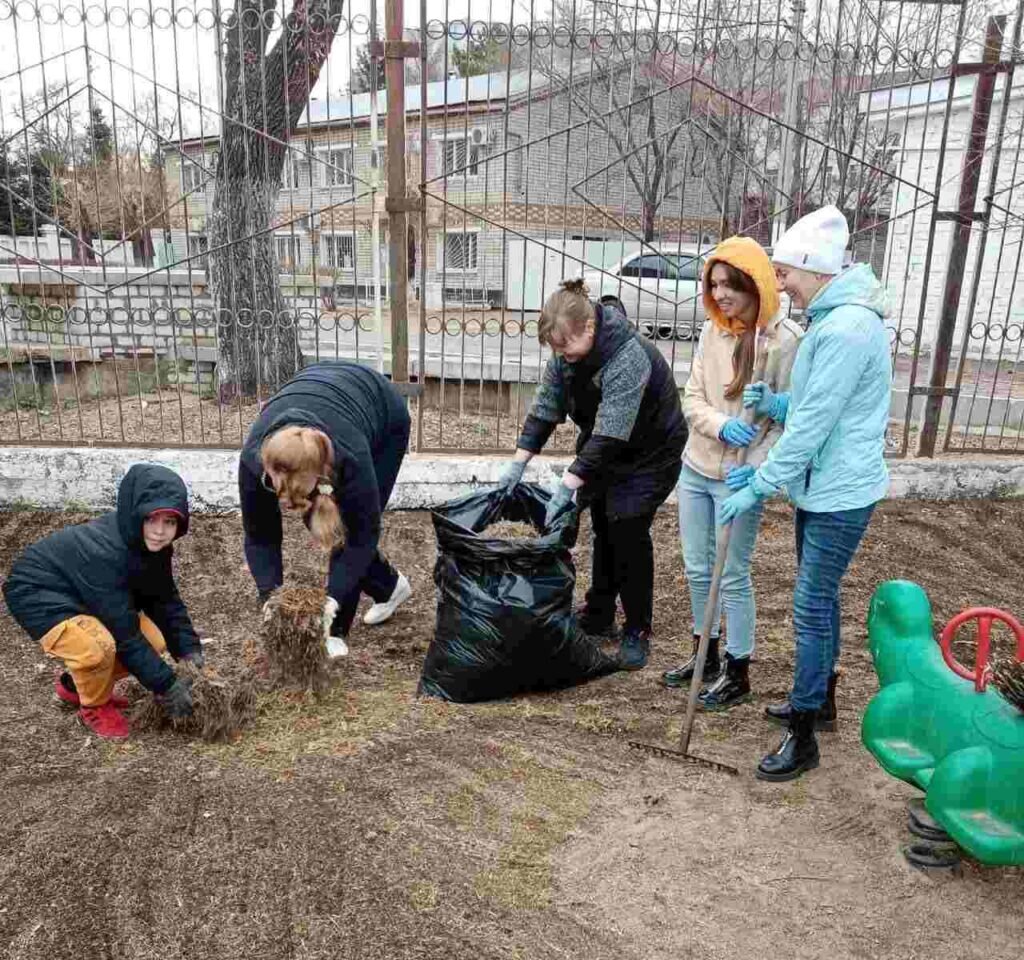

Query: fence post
382,0,412,382
917,16,1005,457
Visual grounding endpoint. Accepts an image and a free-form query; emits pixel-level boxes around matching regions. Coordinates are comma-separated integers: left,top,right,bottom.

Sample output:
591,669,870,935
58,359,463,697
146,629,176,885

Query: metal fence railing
2,0,1024,456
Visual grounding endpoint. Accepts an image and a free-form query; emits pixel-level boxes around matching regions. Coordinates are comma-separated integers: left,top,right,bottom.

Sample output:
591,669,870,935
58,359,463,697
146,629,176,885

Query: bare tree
536,0,778,242
58,154,166,265
208,0,345,399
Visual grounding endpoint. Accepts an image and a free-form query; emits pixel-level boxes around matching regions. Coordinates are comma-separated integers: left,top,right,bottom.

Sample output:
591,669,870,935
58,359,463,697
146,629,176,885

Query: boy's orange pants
39,614,166,707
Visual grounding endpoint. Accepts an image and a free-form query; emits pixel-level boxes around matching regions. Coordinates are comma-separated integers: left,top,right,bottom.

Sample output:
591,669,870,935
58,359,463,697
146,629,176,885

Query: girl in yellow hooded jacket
662,237,802,708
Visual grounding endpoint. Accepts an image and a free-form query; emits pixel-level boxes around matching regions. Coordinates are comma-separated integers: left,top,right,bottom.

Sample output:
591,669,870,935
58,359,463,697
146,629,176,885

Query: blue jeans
791,504,876,711
677,463,764,658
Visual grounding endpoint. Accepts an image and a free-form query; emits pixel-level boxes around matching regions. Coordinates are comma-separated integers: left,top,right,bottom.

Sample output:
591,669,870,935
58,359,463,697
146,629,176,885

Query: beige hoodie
682,236,802,481
683,314,803,479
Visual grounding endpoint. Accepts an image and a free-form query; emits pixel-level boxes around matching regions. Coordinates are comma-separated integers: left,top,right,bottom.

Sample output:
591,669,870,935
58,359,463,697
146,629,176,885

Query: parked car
581,248,706,340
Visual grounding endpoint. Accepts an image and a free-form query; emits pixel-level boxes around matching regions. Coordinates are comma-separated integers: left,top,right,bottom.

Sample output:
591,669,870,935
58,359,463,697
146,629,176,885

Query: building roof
303,70,547,125
172,70,547,147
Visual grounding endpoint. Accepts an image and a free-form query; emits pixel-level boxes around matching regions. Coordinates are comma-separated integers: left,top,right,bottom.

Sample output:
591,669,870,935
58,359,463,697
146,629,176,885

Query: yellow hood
702,236,780,336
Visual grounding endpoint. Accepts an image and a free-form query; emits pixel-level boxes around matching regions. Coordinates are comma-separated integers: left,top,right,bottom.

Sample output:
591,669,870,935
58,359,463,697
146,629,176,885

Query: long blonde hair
260,426,344,551
538,278,596,345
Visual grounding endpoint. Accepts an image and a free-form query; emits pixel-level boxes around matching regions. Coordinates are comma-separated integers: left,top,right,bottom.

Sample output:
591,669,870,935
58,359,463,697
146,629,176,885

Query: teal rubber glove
720,485,763,525
743,381,789,423
498,459,527,490
156,677,194,719
543,483,575,529
719,418,757,448
725,464,755,491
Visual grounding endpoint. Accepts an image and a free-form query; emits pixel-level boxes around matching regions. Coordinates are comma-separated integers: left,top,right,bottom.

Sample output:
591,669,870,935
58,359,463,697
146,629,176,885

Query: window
322,233,356,270
187,233,208,267
441,232,478,271
284,153,315,190
674,254,704,281
275,235,303,270
180,159,206,193
620,254,676,279
443,137,484,177
323,147,354,188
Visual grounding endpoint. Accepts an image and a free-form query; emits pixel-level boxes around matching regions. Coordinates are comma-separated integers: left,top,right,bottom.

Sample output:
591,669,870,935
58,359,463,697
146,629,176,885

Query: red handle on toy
939,607,1024,692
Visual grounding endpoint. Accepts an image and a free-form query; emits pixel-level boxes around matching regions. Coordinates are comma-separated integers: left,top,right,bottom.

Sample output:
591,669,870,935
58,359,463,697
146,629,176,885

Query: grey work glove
156,677,194,720
543,482,575,529
497,459,527,491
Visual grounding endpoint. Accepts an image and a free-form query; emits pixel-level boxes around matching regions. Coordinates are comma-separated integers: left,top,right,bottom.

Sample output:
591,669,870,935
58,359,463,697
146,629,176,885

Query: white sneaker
363,573,412,626
325,635,349,659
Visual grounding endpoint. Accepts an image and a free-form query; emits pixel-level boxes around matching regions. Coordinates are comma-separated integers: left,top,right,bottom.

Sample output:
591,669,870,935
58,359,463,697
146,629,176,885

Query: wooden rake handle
678,346,770,757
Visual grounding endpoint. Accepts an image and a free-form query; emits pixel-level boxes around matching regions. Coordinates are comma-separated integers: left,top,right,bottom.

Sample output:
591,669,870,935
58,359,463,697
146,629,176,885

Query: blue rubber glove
720,485,763,525
497,458,527,490
719,417,757,448
725,464,755,491
742,381,789,422
543,483,575,529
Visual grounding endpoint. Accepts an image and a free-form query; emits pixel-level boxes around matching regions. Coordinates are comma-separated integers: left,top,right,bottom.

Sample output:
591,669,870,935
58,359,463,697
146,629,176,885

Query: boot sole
755,755,820,782
701,692,753,712
764,712,837,732
661,671,722,689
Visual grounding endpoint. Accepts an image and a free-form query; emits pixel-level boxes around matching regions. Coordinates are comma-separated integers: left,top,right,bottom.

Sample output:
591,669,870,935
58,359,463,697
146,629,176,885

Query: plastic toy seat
863,581,1024,866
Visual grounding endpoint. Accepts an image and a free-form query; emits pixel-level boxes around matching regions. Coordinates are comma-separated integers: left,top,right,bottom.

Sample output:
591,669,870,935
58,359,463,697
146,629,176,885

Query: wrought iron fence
1,0,1024,456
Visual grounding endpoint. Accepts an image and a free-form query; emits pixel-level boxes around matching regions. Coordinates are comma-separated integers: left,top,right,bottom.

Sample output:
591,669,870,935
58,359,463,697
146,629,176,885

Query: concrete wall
1,445,1023,512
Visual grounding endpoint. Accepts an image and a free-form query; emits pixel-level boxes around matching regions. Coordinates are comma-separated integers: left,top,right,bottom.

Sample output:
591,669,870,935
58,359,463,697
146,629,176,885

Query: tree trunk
642,200,656,243
209,0,345,399
209,173,298,400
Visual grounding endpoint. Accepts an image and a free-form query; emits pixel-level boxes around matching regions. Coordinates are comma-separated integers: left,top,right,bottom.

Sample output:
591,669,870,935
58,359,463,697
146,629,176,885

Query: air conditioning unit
471,127,486,145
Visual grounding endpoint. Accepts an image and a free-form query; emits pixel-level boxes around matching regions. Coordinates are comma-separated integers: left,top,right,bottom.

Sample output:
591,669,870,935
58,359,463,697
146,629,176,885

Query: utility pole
773,0,806,246
917,16,1005,456
376,0,419,382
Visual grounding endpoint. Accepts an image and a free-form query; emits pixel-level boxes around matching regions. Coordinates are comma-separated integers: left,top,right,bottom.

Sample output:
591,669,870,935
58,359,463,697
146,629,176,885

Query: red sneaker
77,702,130,741
54,672,129,709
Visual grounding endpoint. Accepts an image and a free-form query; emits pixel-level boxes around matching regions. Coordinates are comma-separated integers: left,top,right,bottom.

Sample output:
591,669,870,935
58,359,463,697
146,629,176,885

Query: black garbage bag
418,483,620,702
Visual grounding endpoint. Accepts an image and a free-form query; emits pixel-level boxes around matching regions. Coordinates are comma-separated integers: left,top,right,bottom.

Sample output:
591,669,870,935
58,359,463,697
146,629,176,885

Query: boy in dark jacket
3,463,200,740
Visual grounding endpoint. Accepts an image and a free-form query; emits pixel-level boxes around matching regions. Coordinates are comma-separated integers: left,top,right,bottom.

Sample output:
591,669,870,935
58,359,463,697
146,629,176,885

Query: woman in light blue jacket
721,205,892,782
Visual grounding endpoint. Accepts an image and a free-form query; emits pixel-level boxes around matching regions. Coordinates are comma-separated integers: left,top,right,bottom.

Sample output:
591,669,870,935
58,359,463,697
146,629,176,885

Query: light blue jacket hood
752,263,892,512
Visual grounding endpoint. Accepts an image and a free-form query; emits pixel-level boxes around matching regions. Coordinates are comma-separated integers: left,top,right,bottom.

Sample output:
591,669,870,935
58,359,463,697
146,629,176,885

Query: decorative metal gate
2,0,1024,456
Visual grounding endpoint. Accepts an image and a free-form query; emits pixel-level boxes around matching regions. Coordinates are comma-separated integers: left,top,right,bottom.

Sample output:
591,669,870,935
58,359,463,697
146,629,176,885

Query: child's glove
322,596,348,659
156,677,194,719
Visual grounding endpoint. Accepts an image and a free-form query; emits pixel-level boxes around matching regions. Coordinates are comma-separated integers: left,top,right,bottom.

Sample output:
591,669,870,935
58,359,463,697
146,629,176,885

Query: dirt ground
1,499,1023,960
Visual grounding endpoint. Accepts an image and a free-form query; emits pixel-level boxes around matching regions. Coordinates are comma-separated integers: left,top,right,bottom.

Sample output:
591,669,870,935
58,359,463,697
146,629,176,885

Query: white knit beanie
772,205,850,275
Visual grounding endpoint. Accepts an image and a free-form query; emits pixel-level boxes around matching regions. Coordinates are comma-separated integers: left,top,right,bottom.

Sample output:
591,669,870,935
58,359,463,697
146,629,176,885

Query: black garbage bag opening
418,483,620,703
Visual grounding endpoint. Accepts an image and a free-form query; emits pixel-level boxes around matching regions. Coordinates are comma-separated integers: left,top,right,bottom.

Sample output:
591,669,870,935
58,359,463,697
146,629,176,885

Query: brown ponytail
260,426,345,551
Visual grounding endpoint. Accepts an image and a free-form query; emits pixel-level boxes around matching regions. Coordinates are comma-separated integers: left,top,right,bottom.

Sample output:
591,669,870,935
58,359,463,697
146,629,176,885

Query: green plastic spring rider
862,580,1024,866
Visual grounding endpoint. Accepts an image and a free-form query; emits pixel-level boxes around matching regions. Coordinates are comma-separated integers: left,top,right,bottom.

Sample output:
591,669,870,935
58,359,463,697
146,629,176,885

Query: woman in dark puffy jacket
239,360,412,646
498,278,688,671
3,463,200,741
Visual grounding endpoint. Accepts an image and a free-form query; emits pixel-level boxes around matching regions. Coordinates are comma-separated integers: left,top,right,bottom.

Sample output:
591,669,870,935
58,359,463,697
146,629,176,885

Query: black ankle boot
661,635,721,688
699,653,751,710
756,709,820,781
765,672,838,731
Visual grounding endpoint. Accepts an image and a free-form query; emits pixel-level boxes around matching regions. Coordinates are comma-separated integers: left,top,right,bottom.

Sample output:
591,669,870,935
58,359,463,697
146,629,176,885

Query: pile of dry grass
483,520,538,541
991,657,1024,713
131,660,259,742
261,586,331,694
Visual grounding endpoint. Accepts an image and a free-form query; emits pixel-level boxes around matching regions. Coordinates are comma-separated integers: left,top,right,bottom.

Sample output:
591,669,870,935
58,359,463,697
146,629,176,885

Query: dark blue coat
239,361,410,605
3,463,199,693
